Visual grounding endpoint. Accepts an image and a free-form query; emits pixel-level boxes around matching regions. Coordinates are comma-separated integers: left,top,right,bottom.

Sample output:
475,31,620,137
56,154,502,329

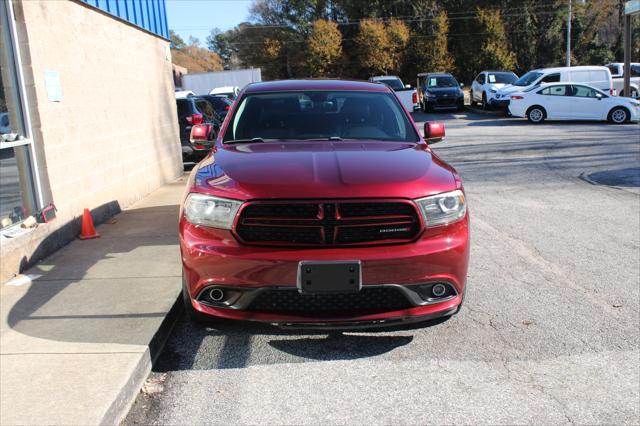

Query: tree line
170,0,639,84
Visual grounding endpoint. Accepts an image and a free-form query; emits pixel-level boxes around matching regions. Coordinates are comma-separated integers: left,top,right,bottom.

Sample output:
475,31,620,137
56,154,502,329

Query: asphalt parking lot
126,111,639,425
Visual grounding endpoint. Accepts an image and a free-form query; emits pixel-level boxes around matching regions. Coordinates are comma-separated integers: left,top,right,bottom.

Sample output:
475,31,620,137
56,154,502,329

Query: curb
101,292,183,425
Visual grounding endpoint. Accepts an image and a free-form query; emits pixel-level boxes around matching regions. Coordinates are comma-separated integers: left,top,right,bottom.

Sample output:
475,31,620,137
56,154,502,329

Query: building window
0,0,41,230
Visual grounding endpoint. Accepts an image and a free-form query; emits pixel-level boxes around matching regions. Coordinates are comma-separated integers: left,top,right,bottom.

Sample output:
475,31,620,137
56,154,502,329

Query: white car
368,75,419,112
209,86,239,99
493,66,613,109
508,82,640,124
470,70,518,109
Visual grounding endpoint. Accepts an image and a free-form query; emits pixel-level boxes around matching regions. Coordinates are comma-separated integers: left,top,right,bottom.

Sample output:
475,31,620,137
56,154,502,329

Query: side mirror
595,93,603,100
424,121,445,145
459,83,465,88
405,84,411,89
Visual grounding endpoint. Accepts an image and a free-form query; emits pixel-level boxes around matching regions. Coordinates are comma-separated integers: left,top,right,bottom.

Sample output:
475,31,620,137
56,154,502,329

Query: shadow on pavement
6,202,181,351
584,167,640,188
153,315,449,371
267,334,413,361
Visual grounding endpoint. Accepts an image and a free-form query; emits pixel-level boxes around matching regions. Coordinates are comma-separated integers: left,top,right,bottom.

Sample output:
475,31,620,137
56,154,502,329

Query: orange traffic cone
79,208,99,240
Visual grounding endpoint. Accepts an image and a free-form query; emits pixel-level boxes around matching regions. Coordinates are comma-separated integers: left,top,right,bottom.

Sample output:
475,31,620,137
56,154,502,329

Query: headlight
183,193,243,229
425,91,436,98
415,190,466,227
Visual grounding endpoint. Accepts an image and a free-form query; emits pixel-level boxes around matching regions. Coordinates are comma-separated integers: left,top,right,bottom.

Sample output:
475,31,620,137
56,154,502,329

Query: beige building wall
1,0,182,282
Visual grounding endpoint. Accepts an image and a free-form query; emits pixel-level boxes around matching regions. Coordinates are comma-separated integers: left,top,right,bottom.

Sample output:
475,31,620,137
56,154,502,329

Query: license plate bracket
297,260,361,294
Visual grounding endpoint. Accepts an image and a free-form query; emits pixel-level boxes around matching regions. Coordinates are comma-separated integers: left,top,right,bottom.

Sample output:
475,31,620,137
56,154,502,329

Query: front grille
246,287,414,317
235,200,421,246
435,97,456,106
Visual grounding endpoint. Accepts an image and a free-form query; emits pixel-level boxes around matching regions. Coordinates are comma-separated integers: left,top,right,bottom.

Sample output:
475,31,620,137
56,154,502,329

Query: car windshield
488,72,517,84
377,78,404,91
513,71,543,86
427,76,458,88
223,91,419,143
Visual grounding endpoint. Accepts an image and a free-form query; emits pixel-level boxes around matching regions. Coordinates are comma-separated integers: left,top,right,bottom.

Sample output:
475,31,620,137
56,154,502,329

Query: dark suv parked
417,73,465,112
176,96,221,162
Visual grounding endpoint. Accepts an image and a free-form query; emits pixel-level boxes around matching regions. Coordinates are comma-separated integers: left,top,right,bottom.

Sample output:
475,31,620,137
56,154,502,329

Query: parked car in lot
417,73,465,112
180,79,470,327
493,66,613,109
209,86,239,99
508,82,640,124
368,75,419,111
470,70,518,109
176,96,220,162
605,62,640,98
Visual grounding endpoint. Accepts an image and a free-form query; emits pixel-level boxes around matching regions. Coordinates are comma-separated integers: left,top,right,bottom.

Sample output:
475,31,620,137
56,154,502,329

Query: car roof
210,86,238,91
417,73,454,77
538,82,596,87
528,65,610,73
605,62,640,66
243,79,390,93
482,70,516,74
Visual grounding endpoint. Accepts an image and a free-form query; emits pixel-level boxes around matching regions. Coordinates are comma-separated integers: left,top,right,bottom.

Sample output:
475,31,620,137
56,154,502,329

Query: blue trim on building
81,0,169,39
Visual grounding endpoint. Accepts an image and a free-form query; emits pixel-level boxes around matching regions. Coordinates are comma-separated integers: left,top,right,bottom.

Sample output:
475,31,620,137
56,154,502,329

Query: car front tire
482,93,488,110
608,106,629,124
527,106,546,124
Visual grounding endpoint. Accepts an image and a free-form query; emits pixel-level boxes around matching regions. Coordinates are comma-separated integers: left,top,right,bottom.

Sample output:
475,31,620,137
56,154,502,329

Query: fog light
209,288,224,302
432,284,446,297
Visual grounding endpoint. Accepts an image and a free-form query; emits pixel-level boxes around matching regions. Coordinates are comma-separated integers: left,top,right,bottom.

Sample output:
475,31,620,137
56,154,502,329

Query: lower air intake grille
246,287,413,317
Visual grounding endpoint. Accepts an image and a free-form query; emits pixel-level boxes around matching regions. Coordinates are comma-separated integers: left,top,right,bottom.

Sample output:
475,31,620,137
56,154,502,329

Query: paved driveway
126,111,639,425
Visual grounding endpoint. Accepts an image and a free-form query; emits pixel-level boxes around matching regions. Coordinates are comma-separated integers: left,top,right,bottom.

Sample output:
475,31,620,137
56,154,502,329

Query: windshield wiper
303,136,346,141
224,137,267,144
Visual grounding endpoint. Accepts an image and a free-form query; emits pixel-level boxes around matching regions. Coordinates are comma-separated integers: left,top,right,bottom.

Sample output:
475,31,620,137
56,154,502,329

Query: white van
492,66,613,108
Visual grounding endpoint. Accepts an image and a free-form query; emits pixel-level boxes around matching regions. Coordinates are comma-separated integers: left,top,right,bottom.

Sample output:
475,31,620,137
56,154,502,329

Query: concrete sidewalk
0,176,187,425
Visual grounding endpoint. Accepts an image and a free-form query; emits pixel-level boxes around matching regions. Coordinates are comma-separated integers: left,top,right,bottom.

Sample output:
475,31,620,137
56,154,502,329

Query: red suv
180,80,469,328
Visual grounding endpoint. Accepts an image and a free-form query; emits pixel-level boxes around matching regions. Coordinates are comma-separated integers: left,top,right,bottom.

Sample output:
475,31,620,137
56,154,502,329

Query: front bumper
490,98,510,108
180,215,470,324
424,97,464,110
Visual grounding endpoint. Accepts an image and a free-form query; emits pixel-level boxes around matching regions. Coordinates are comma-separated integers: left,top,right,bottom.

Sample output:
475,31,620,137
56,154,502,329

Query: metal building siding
82,0,169,39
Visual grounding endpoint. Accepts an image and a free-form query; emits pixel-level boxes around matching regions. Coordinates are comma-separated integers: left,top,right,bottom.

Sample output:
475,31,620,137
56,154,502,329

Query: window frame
540,73,561,84
1,0,45,209
537,85,570,96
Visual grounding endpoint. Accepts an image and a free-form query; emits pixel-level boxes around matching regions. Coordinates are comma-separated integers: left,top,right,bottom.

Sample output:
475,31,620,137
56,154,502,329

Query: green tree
430,12,455,72
169,30,185,49
386,18,410,75
206,28,237,67
476,8,517,71
355,19,392,75
307,19,343,77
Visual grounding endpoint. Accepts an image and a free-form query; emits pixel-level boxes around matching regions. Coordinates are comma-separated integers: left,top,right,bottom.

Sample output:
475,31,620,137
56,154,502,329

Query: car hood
489,84,507,91
192,141,457,200
497,84,529,95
